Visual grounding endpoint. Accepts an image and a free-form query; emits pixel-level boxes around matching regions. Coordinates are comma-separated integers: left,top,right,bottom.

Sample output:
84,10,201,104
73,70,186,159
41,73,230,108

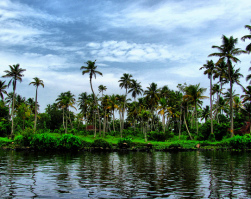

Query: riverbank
1,133,251,151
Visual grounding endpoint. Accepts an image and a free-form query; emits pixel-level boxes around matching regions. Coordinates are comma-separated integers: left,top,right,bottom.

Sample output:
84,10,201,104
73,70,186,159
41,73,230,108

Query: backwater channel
0,150,251,198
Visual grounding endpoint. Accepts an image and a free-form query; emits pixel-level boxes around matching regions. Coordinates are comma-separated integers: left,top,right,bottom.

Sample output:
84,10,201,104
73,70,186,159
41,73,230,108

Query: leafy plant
30,133,57,150
117,137,133,148
57,134,83,150
92,138,112,149
147,131,167,141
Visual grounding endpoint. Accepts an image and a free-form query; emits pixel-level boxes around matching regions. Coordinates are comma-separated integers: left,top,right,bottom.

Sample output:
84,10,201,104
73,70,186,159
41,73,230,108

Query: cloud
102,1,218,30
85,40,191,63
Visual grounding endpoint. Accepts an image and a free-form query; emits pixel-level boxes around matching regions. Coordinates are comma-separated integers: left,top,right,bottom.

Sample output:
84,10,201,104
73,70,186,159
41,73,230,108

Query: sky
0,0,251,113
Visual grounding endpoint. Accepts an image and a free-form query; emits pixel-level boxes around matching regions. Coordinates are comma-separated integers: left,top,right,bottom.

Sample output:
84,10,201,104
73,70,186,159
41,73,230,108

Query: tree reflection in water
0,150,251,198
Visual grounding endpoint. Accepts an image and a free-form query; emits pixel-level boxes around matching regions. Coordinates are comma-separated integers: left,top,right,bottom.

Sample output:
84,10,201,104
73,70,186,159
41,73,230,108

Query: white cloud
85,40,191,63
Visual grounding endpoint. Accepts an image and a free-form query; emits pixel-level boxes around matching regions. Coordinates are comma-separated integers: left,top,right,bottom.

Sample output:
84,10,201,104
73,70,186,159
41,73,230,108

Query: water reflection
0,150,251,198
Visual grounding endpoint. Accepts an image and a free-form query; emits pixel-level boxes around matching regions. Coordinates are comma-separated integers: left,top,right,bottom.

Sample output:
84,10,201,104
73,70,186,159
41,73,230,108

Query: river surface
0,150,251,198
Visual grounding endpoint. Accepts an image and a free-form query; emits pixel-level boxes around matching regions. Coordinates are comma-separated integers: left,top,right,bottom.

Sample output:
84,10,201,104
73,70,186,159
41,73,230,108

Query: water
0,150,251,198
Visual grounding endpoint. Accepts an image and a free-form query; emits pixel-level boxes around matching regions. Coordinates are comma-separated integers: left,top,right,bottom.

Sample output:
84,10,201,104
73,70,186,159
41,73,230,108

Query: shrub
92,138,112,149
147,131,167,141
30,133,57,150
0,137,13,147
58,134,83,150
223,135,251,150
168,142,182,149
117,137,133,148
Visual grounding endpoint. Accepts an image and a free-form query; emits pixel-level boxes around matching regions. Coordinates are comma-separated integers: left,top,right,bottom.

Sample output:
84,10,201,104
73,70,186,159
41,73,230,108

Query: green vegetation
0,23,251,151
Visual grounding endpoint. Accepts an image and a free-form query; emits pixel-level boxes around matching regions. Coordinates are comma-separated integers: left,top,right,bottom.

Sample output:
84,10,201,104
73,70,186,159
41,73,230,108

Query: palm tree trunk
85,112,88,131
90,77,101,134
113,110,115,132
94,112,96,138
195,102,198,134
230,80,234,137
179,108,182,140
184,112,193,140
210,75,213,134
11,87,15,138
34,87,38,132
227,60,234,137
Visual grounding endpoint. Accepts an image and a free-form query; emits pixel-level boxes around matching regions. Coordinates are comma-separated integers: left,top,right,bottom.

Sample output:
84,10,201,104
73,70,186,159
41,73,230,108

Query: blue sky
0,0,251,112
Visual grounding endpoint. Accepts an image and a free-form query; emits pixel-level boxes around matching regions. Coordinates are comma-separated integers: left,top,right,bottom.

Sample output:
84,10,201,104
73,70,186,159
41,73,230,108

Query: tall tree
0,80,8,100
241,23,251,52
118,73,132,135
56,91,76,134
80,60,103,136
144,82,159,130
184,84,207,134
200,60,215,135
209,35,246,137
78,92,91,131
128,79,143,101
29,77,44,132
2,64,26,137
98,85,107,97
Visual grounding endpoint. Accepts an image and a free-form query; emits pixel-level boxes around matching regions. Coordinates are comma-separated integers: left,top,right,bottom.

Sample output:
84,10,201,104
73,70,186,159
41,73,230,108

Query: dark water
0,150,251,198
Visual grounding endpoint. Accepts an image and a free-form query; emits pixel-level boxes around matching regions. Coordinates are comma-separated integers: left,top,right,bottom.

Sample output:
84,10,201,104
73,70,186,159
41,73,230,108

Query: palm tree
209,35,246,137
78,92,91,131
144,82,159,130
107,94,118,132
128,79,143,101
56,91,76,134
200,60,215,135
201,105,210,122
2,64,26,137
246,67,251,84
241,23,251,52
184,84,208,134
241,86,251,104
29,77,44,132
98,85,107,97
157,97,168,132
118,73,132,133
0,80,8,100
80,60,103,135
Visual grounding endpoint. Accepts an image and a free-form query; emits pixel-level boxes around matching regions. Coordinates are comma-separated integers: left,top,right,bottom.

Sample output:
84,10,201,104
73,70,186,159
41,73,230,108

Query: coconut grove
0,24,251,151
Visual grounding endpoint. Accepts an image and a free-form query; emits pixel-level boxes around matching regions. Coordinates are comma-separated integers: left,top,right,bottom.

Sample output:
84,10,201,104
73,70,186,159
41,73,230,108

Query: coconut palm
208,35,246,137
201,105,210,122
2,64,26,137
118,73,132,133
107,94,118,132
98,85,107,97
200,60,215,135
0,80,8,100
184,84,208,134
128,79,143,101
144,82,159,130
78,92,91,131
241,86,251,104
29,77,44,132
157,97,168,132
56,91,76,134
81,60,103,135
241,23,251,52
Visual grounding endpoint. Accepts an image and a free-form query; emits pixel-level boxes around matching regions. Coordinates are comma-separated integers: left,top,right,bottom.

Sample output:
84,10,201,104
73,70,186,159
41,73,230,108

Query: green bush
0,137,13,147
117,137,133,148
30,133,57,150
168,142,182,149
147,131,167,141
58,134,83,150
92,138,112,149
222,135,251,149
198,121,229,141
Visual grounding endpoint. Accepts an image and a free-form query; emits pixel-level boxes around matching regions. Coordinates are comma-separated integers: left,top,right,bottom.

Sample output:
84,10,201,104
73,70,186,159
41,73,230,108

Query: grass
0,132,249,151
